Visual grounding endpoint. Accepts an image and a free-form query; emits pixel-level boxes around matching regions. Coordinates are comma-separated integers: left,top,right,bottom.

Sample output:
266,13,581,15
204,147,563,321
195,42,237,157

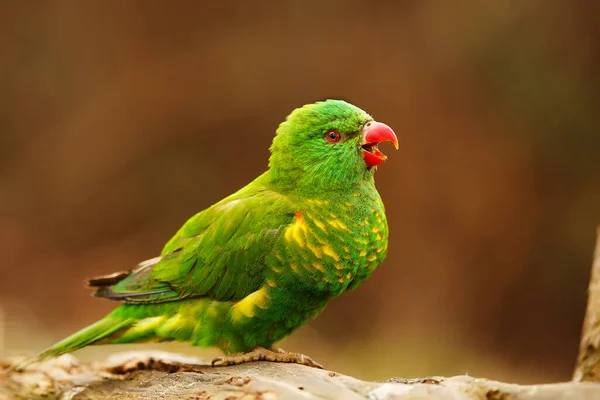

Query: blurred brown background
1,1,599,383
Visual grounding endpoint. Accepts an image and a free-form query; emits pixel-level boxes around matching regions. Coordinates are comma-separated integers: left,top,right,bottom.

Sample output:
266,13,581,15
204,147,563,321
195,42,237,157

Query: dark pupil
329,131,338,140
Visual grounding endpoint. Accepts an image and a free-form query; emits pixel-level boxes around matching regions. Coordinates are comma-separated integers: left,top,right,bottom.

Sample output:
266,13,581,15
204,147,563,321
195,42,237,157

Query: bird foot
212,346,323,369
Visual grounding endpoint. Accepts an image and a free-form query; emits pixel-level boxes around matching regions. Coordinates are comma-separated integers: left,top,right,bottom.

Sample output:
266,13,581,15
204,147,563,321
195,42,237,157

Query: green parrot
33,99,397,368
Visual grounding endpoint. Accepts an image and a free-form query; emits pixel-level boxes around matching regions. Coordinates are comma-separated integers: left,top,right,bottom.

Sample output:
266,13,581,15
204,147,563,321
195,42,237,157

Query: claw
297,354,323,369
211,356,225,367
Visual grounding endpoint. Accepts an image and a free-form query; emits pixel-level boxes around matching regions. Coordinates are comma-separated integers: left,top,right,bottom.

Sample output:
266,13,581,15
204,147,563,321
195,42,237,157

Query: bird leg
212,346,323,369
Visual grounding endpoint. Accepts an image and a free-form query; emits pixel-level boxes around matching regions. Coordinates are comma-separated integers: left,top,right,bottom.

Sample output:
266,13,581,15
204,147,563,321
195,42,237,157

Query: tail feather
39,316,133,359
14,316,133,370
11,301,207,371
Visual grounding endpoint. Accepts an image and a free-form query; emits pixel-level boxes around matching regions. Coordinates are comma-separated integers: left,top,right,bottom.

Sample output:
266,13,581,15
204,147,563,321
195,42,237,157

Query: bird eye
325,130,341,143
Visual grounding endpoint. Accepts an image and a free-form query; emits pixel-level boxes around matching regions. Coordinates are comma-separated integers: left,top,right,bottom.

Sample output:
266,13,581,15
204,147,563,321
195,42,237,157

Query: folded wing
89,186,295,304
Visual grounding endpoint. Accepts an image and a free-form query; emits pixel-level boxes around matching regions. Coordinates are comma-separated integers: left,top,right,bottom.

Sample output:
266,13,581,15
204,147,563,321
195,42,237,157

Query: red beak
361,121,398,168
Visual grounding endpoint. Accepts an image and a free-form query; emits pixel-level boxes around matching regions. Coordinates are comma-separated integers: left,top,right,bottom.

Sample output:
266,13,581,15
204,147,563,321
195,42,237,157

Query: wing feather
92,182,295,304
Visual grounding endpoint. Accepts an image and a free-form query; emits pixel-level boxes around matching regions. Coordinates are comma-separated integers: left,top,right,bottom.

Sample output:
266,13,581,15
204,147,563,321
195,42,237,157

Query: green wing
91,181,296,304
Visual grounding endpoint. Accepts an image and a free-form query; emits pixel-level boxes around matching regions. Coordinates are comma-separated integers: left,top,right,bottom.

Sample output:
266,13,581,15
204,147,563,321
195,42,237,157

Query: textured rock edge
2,351,600,400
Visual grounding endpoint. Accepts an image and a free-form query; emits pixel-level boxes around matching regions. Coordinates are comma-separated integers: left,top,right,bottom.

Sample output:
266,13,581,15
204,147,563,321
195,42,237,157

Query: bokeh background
1,1,599,384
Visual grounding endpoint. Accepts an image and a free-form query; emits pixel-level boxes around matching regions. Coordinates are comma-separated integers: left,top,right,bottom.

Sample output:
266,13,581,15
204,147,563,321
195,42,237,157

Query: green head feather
268,99,374,194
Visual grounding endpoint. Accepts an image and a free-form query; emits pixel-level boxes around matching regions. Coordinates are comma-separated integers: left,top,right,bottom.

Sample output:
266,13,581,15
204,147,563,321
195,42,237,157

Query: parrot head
268,99,397,192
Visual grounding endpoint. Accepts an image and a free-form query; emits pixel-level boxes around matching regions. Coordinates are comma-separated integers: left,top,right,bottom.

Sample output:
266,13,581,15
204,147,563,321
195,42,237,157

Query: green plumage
36,100,393,361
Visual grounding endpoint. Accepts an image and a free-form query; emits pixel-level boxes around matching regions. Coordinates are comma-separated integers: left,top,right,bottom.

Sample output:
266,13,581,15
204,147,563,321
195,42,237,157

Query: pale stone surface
2,351,600,399
574,226,600,382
